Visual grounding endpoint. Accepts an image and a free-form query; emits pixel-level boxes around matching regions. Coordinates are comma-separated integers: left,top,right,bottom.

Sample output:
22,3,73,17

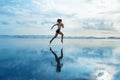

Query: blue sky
0,0,120,37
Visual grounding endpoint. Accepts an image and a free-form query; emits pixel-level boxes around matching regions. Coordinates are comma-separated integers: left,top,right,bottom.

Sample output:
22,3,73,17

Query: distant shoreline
0,35,120,39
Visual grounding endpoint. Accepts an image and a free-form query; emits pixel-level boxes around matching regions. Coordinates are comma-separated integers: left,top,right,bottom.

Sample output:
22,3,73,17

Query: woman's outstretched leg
50,33,58,44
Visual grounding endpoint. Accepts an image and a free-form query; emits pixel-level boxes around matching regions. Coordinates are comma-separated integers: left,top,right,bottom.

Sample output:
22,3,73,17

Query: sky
0,0,120,37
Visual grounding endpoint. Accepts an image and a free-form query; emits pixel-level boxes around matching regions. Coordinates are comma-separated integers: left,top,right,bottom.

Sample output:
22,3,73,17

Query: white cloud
113,21,120,32
1,0,120,36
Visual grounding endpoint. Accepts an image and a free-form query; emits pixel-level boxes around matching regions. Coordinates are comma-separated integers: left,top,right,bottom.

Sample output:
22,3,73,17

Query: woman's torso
57,23,63,30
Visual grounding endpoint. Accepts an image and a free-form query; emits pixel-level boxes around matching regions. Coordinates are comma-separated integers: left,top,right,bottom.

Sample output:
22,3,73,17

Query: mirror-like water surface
0,39,120,80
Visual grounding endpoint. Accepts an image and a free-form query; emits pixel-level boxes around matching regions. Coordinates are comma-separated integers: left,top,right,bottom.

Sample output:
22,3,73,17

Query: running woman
50,19,64,44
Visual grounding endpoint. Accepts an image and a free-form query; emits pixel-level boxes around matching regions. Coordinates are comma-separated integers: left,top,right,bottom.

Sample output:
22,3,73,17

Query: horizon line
0,35,120,39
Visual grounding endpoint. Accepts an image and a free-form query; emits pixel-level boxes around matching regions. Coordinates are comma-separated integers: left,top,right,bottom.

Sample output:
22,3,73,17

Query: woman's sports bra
58,25,61,30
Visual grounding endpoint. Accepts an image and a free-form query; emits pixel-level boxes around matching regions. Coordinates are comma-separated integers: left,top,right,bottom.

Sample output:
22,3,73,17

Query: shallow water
0,39,120,80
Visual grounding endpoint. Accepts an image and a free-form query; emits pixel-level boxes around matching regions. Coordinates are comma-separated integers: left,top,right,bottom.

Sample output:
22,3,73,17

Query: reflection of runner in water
50,47,63,72
50,19,64,44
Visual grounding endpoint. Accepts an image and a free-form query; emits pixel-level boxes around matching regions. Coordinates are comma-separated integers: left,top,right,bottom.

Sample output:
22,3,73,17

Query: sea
0,37,120,80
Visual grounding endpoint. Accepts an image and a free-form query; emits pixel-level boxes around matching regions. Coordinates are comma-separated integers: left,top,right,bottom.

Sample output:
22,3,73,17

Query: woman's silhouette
50,19,64,44
50,47,63,72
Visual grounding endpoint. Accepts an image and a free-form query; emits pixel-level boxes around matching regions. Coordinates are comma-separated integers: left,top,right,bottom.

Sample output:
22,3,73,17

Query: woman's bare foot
50,40,52,44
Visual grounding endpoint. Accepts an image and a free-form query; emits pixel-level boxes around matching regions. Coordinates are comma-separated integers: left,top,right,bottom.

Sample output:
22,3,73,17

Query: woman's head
57,19,62,23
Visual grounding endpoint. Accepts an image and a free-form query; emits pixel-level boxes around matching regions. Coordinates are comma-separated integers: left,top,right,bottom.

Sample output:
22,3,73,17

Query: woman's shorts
56,29,60,33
